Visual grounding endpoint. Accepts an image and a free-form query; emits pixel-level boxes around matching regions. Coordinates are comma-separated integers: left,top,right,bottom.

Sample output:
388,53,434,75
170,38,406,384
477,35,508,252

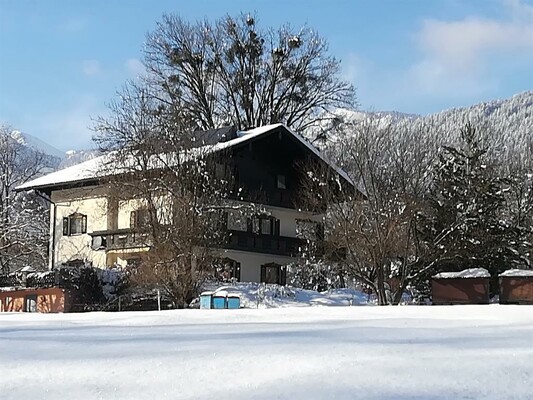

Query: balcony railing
90,229,151,251
224,230,305,257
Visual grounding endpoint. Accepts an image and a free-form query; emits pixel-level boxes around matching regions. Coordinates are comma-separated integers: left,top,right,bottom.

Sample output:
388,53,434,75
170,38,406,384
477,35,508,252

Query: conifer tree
417,124,529,294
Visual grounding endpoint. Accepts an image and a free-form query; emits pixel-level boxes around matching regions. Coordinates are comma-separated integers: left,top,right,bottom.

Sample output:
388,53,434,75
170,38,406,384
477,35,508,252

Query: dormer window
63,213,87,236
276,174,286,189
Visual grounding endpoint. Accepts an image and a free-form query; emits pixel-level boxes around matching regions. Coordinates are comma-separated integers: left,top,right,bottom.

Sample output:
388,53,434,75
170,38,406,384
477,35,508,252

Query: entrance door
24,294,37,313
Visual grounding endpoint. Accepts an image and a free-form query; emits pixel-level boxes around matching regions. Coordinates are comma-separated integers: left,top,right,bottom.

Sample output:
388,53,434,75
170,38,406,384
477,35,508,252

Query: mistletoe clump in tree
142,12,355,138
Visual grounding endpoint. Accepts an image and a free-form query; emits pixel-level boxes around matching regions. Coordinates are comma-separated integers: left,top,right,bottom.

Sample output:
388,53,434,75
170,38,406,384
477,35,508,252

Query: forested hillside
300,91,533,302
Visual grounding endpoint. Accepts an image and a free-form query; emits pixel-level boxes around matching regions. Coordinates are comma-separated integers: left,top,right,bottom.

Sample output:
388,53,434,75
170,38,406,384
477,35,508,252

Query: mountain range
5,90,532,171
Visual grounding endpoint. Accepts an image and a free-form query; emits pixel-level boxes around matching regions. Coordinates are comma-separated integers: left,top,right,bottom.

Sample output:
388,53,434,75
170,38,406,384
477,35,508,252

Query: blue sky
0,0,532,151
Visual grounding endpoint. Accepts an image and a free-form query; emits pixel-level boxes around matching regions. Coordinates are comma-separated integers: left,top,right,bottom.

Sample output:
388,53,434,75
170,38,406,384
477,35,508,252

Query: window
261,263,286,285
130,209,150,229
214,258,241,282
227,211,247,231
261,218,272,235
251,215,280,236
276,174,286,189
63,213,87,236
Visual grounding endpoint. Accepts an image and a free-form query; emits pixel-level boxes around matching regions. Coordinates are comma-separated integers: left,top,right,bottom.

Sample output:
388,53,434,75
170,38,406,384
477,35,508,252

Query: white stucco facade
47,187,321,283
50,187,108,269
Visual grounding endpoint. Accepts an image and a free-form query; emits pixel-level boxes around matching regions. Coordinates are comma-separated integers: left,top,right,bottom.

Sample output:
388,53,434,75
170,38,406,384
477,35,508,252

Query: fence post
118,296,121,312
157,289,161,311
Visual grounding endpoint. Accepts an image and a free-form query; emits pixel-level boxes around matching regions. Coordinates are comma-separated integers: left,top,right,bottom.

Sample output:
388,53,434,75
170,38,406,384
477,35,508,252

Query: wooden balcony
90,229,151,251
224,230,305,257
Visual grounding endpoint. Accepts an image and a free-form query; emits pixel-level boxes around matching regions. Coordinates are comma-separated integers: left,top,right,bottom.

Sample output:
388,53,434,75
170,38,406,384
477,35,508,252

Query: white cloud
82,60,102,77
398,0,533,103
409,0,533,94
417,16,533,73
125,58,145,78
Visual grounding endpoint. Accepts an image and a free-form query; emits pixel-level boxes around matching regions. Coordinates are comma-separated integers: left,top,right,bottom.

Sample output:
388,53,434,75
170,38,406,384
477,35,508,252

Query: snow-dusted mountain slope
58,149,101,169
9,130,65,160
318,91,532,168
6,90,532,172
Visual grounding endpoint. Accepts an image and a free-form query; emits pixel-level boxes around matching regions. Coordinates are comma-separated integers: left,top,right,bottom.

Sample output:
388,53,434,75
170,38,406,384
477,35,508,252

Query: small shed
432,268,490,305
0,287,70,313
226,294,241,309
200,292,213,309
499,269,533,305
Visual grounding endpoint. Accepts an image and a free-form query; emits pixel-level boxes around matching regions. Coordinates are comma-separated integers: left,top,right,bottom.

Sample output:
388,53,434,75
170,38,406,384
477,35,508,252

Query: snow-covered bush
287,261,345,292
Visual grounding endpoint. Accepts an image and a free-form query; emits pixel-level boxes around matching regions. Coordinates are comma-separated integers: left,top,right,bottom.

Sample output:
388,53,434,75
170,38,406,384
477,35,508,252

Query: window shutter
316,223,324,241
81,215,87,234
130,211,136,229
280,266,287,286
62,217,69,236
252,217,260,234
260,265,266,283
223,211,229,230
234,263,241,282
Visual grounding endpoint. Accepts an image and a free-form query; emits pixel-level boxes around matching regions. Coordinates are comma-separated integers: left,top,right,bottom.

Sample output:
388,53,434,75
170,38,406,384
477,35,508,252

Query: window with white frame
62,213,87,236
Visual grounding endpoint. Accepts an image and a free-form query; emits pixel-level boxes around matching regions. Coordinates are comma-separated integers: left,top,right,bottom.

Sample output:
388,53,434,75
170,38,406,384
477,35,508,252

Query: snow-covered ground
1,305,532,399
200,283,373,308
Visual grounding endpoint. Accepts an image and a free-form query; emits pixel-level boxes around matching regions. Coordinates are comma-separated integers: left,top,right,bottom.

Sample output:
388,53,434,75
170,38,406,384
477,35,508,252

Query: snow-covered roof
16,124,353,191
499,269,533,278
433,268,490,279
16,153,113,191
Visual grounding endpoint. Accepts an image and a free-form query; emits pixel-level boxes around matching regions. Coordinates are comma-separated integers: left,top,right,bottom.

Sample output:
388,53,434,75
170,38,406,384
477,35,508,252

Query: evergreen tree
417,124,528,294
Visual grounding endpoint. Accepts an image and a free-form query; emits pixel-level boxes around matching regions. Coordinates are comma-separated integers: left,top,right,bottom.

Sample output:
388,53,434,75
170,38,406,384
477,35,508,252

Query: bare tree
92,12,356,305
94,83,243,307
139,12,355,138
299,118,437,304
0,125,49,273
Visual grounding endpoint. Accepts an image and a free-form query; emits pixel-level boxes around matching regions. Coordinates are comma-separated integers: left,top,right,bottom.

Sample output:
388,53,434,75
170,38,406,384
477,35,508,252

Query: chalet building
17,124,353,285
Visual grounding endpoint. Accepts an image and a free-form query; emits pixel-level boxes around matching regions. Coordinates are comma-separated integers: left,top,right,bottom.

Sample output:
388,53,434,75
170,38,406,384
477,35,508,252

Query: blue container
212,295,227,309
200,292,213,309
227,295,240,309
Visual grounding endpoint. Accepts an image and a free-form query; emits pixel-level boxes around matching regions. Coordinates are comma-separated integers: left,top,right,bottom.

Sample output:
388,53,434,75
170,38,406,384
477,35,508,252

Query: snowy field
1,306,532,400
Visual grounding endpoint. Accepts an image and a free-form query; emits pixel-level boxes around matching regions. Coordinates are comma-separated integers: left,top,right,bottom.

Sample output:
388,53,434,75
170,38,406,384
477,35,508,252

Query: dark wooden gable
220,126,353,209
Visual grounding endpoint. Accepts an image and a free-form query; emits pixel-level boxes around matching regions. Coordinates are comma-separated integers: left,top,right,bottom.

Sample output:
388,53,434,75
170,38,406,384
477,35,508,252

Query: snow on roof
433,268,490,279
16,152,113,191
16,124,353,191
499,269,533,277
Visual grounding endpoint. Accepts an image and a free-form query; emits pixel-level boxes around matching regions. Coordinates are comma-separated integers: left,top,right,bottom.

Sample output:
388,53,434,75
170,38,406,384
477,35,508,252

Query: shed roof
433,268,490,279
499,269,533,277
